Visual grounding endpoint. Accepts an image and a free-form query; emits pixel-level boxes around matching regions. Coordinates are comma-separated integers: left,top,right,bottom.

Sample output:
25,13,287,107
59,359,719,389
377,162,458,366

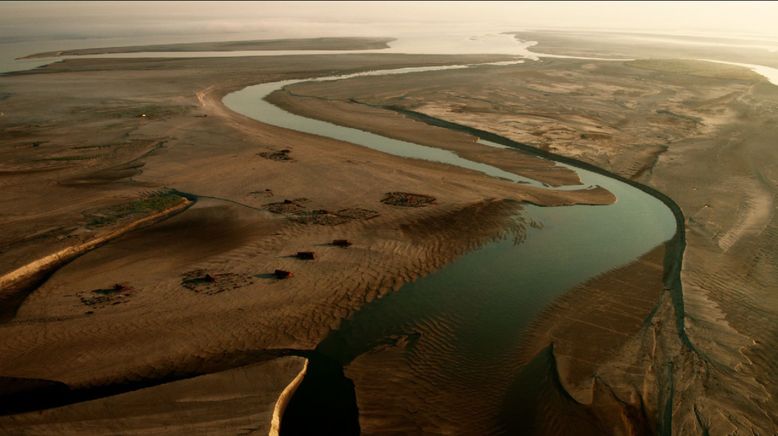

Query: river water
223,63,677,432
5,32,778,84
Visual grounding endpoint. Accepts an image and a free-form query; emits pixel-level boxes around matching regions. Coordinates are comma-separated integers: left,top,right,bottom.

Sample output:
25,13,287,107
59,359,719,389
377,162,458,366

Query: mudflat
0,52,614,432
273,54,778,433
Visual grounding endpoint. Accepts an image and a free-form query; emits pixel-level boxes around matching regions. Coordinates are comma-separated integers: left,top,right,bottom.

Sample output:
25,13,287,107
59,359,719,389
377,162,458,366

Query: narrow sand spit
269,360,308,436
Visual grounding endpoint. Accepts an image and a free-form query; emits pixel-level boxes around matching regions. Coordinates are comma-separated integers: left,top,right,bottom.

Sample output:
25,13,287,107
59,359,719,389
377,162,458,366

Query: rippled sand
0,53,614,431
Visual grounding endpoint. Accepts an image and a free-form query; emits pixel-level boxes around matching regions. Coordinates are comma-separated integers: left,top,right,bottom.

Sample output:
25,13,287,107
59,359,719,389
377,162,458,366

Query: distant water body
0,33,535,72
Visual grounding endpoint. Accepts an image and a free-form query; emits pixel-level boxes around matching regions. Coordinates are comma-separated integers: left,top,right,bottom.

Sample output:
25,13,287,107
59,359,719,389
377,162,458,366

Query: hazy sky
2,1,778,43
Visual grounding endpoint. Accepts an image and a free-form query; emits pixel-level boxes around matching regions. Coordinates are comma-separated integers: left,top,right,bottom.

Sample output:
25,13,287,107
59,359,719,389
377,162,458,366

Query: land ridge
22,36,395,59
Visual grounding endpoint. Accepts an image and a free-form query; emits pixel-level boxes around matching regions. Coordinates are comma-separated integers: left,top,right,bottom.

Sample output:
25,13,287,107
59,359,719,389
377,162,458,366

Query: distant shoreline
21,36,395,59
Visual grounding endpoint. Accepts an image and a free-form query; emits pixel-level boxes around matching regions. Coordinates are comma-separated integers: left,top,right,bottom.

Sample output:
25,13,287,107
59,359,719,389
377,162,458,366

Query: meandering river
223,63,678,433
2,23,775,433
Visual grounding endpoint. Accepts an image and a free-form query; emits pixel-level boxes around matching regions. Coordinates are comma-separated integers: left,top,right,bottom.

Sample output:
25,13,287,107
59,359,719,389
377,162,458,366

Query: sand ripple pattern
0,199,521,392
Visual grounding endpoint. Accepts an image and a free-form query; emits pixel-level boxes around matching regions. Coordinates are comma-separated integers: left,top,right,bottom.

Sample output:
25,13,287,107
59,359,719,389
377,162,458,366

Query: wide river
223,63,677,432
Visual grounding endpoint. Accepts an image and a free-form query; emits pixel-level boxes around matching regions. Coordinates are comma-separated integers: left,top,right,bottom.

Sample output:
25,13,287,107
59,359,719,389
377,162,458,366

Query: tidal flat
1,30,777,435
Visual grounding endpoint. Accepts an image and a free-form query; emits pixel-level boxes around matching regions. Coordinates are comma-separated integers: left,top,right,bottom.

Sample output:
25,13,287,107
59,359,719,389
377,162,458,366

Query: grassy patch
36,155,98,162
69,103,191,120
84,189,183,228
71,143,121,150
109,105,189,119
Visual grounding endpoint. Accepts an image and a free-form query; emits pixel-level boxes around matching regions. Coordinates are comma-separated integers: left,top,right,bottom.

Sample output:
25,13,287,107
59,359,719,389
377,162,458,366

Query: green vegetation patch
84,189,183,228
628,59,763,82
36,154,99,162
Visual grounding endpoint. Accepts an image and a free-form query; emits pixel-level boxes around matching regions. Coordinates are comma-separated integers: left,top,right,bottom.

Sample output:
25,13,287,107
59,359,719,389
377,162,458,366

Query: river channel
223,63,678,433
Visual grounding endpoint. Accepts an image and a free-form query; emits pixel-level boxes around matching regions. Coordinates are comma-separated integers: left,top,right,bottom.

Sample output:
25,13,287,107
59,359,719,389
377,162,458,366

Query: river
223,62,677,433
